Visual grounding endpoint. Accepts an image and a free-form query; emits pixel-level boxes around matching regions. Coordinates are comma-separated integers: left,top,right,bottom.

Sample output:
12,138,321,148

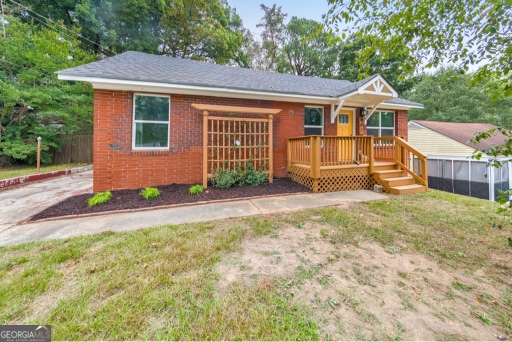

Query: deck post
268,113,274,183
202,110,209,188
311,136,321,180
287,137,291,171
369,136,374,174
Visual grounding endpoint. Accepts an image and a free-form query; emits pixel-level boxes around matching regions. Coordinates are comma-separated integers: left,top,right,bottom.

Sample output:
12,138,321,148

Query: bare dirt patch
216,220,505,341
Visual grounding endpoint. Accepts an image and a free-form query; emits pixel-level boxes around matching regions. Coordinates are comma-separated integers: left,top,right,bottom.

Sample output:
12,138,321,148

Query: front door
336,109,354,163
336,109,353,136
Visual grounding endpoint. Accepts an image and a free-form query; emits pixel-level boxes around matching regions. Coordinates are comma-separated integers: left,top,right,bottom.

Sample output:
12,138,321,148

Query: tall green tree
12,0,165,55
160,0,245,65
0,14,95,166
278,17,337,77
253,4,287,71
335,35,417,94
12,0,247,63
404,68,512,127
324,0,511,97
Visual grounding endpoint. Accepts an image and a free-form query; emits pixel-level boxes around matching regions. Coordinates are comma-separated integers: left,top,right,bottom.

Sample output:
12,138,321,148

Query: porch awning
330,74,400,123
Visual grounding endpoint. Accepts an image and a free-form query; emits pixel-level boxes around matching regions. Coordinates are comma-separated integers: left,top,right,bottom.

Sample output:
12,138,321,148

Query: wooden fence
52,134,93,164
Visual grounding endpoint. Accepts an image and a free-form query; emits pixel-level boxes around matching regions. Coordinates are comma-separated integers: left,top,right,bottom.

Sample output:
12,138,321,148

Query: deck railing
288,135,428,188
374,136,428,186
287,136,375,178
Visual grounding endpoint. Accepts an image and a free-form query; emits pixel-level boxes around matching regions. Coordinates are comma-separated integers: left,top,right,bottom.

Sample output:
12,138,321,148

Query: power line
5,0,114,56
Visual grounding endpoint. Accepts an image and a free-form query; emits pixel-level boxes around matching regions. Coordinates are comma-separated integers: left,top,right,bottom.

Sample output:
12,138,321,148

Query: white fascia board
58,75,339,105
378,103,424,110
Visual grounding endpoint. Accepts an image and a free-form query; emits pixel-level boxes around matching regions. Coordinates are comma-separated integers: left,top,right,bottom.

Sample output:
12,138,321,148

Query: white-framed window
367,111,395,137
304,106,324,136
132,94,170,149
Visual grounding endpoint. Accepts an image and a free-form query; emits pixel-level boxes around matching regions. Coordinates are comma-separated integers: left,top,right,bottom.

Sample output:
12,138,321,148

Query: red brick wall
395,110,408,137
92,90,408,191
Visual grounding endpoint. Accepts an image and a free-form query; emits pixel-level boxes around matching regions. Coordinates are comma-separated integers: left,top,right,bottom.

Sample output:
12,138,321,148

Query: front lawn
0,163,88,180
0,190,510,340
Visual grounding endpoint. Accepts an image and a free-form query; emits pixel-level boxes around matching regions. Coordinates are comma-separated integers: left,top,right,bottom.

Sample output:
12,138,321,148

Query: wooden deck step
373,169,405,179
389,184,427,195
380,176,415,187
373,162,398,171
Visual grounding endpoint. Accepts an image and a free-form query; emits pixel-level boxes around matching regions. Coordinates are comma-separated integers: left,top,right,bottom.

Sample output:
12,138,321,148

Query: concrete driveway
0,170,92,233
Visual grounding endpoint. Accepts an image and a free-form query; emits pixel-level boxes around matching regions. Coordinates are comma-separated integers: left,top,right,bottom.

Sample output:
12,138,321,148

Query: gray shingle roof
58,51,422,107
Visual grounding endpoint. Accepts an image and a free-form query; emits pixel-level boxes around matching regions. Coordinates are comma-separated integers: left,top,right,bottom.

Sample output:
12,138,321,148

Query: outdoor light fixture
360,108,368,117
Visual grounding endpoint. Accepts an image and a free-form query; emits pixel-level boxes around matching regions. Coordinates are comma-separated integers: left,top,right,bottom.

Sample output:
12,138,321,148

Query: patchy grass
0,163,88,180
0,190,510,340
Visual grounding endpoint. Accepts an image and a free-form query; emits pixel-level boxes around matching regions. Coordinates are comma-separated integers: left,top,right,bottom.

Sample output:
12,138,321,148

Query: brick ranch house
57,51,427,194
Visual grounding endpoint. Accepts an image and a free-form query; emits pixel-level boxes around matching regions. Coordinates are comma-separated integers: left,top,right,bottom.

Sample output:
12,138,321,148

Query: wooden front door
336,109,355,162
336,109,353,136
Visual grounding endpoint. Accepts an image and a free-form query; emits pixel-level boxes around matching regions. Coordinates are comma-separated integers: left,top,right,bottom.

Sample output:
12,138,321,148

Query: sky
227,0,332,35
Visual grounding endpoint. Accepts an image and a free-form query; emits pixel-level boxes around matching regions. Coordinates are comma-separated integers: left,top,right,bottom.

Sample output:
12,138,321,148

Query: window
304,106,323,136
367,111,394,137
338,114,349,124
133,94,170,149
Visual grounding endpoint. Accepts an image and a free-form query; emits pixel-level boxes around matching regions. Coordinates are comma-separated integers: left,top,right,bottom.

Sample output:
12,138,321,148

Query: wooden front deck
287,136,428,194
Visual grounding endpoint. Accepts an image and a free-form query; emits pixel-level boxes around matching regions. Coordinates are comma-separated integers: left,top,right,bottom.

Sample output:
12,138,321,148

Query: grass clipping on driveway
1,190,511,340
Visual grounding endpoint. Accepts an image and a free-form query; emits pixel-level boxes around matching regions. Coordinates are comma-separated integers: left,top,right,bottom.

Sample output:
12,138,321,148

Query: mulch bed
30,178,312,221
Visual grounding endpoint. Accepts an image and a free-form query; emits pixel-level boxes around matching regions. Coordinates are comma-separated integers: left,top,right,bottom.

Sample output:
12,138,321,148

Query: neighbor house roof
409,120,509,151
57,51,423,109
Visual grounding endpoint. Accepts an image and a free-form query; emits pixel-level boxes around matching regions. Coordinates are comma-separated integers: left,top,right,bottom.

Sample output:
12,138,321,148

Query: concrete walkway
0,172,388,247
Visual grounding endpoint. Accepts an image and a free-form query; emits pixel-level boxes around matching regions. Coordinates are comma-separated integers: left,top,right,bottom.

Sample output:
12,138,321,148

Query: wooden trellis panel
191,104,281,188
206,117,269,171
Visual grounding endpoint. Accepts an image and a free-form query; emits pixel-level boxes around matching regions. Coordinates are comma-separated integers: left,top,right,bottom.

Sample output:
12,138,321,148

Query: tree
278,17,338,77
324,0,511,97
0,14,95,166
158,0,245,64
13,0,166,55
253,4,287,71
404,68,512,127
325,0,512,214
335,35,418,94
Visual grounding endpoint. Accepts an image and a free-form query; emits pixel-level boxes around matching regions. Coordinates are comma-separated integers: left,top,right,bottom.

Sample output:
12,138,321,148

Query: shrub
88,191,112,207
210,168,239,189
140,187,160,200
241,163,268,186
244,170,268,186
210,162,268,189
189,184,204,195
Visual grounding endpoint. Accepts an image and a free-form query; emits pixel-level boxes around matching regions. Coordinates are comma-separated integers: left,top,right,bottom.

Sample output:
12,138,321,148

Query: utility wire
5,0,114,56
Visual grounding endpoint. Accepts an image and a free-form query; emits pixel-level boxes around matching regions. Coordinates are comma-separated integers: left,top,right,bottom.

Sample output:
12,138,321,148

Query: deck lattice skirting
288,164,375,193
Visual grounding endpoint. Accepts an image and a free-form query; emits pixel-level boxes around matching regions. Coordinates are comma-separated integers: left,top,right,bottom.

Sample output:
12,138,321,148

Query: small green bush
140,187,160,200
242,163,268,186
210,162,268,189
210,168,239,189
88,191,112,207
189,184,204,195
